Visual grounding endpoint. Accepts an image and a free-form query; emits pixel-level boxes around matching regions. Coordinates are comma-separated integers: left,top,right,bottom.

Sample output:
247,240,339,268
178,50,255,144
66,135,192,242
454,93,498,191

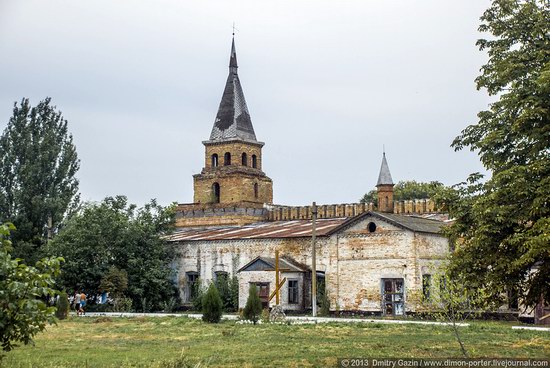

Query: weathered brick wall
193,171,273,205
204,141,263,170
172,216,449,313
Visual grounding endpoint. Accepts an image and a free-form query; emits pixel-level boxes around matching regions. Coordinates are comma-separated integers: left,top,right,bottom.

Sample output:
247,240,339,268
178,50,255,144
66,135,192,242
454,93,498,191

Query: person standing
79,291,87,315
74,291,81,316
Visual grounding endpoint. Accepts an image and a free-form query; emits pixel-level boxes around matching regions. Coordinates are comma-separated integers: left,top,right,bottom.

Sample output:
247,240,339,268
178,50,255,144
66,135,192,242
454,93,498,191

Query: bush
0,223,62,352
111,297,133,312
202,283,223,323
55,292,70,320
243,284,262,324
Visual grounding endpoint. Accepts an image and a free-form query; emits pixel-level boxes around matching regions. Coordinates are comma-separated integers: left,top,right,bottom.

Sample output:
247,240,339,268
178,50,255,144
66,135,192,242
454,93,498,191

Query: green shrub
202,283,223,323
214,274,239,312
55,292,70,320
243,284,262,324
111,297,133,312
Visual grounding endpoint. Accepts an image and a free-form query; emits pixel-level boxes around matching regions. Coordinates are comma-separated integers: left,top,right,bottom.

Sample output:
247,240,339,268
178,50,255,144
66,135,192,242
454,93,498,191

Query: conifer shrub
202,283,223,323
55,292,70,320
243,284,262,324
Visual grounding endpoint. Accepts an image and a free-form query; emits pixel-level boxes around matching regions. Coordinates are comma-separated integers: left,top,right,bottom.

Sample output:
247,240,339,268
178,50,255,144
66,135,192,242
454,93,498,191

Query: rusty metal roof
166,218,348,242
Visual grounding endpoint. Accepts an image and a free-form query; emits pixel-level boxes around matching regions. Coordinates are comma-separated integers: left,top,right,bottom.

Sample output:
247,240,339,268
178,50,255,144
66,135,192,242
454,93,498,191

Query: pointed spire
209,37,257,142
376,152,394,186
229,36,238,72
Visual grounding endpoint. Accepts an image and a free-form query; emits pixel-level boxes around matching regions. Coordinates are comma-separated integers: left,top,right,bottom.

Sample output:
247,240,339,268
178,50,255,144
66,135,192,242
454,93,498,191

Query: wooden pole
275,250,280,305
311,202,317,317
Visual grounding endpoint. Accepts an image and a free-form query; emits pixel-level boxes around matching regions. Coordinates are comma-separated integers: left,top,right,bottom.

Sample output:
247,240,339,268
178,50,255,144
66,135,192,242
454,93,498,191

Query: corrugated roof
238,256,309,273
368,212,444,234
166,218,347,242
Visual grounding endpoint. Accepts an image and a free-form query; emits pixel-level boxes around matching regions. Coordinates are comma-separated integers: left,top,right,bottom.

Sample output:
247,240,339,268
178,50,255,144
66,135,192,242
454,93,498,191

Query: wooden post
311,201,317,317
275,250,280,305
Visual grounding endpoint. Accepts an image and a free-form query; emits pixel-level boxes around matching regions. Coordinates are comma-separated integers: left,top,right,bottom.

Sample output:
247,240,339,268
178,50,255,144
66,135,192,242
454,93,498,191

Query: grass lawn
1,317,548,367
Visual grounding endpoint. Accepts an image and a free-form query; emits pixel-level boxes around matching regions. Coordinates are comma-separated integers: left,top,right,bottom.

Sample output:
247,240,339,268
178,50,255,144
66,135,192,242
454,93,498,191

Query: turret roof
376,152,394,186
209,37,257,142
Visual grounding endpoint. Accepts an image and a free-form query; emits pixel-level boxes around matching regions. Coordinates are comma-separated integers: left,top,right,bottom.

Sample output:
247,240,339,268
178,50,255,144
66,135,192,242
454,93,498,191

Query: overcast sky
0,0,492,207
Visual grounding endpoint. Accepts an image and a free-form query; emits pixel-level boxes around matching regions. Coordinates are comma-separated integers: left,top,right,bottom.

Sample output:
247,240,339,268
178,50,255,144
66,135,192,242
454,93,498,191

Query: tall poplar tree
444,0,549,308
0,98,80,262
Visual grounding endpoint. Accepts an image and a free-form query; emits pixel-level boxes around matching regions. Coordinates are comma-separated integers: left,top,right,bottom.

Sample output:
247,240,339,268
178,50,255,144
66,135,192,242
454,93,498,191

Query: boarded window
211,154,218,167
224,152,231,166
252,282,270,309
288,279,299,304
382,278,404,316
241,153,247,166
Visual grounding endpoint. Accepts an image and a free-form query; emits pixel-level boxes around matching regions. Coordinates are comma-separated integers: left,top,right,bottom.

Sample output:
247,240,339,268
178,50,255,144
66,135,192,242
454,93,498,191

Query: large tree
0,98,80,263
47,196,177,312
444,0,549,308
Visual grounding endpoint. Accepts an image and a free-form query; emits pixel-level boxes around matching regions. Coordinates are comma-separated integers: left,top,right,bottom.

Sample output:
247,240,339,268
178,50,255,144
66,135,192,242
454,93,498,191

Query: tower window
254,183,259,199
224,152,231,166
212,182,220,203
385,196,389,208
211,154,218,167
252,155,257,168
242,153,248,166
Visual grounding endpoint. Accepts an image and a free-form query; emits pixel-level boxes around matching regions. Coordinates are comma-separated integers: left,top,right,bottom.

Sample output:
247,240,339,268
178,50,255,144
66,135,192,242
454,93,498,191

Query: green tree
47,196,177,311
445,0,550,308
202,283,223,323
55,291,70,320
243,284,262,324
0,98,80,263
360,180,445,204
0,223,62,353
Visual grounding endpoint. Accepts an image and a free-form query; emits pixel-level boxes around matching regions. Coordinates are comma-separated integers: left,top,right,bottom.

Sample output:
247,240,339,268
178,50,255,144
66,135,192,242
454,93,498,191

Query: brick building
167,38,450,315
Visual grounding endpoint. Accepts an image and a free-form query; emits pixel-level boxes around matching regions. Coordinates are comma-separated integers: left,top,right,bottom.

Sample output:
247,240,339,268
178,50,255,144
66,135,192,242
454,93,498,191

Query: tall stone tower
193,37,273,206
376,152,394,213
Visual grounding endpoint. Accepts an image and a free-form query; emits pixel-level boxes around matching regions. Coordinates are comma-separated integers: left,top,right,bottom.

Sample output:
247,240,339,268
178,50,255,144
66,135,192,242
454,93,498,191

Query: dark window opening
367,222,377,233
224,152,231,166
382,278,404,316
186,272,199,302
288,279,299,304
252,155,257,168
254,183,259,199
241,153,247,166
507,287,519,310
214,271,228,288
422,274,431,300
211,154,218,167
385,196,389,208
212,182,220,203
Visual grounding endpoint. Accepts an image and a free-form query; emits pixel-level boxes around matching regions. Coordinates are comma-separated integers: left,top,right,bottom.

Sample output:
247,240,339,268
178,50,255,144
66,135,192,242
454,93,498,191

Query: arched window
224,152,231,166
385,196,389,208
212,182,220,203
252,154,257,168
211,154,218,167
241,152,248,166
254,183,259,199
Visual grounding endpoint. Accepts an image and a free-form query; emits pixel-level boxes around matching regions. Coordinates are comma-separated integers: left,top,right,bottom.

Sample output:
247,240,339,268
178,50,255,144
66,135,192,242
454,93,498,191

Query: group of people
69,291,87,316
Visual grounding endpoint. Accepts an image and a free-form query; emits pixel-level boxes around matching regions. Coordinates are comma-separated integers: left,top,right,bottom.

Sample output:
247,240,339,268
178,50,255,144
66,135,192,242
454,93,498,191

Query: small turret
376,152,394,213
